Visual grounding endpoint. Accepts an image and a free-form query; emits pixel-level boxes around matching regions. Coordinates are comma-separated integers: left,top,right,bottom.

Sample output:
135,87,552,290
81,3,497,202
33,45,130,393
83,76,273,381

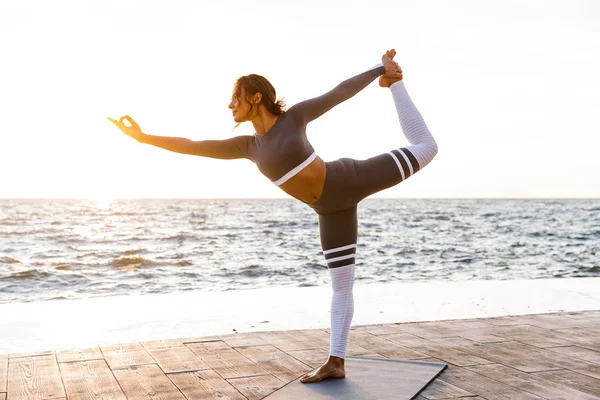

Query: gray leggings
308,148,420,268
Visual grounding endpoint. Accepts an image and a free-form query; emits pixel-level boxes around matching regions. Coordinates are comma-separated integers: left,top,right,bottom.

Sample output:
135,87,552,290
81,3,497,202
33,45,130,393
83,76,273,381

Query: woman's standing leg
300,206,358,383
301,62,439,384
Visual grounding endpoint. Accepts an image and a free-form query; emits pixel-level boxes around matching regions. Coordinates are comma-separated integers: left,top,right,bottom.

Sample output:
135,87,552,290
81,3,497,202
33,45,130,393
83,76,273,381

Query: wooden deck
1,310,600,400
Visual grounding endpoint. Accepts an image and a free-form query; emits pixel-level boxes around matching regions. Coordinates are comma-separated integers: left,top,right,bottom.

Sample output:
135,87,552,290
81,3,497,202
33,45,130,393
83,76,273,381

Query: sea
1,199,598,305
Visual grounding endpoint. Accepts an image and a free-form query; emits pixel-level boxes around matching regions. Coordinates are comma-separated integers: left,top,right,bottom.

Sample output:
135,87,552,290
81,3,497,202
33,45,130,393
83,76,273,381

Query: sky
0,0,598,199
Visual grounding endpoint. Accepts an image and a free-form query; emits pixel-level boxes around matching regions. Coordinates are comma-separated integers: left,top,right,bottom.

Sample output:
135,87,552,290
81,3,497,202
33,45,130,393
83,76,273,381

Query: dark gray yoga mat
264,356,447,400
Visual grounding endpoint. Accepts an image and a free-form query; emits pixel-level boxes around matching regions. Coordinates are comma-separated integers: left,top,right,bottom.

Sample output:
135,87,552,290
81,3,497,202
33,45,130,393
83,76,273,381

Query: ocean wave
112,255,153,269
0,230,27,236
161,233,193,241
0,256,21,264
482,212,500,218
0,269,50,280
1,198,600,304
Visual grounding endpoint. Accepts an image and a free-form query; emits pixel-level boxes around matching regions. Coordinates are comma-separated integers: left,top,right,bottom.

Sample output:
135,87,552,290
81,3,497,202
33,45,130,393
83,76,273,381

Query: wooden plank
100,343,155,370
436,364,544,399
111,364,187,400
446,319,496,330
484,316,532,326
180,335,223,344
235,345,312,382
186,341,268,379
56,347,103,364
533,370,600,397
285,349,329,369
227,374,285,400
345,343,374,356
0,355,7,393
220,334,269,348
256,331,323,352
435,338,565,373
410,319,506,343
552,327,600,339
349,331,431,360
144,345,210,374
416,377,475,399
9,351,55,360
384,333,494,367
458,331,508,344
168,369,247,400
278,329,328,337
571,362,600,380
562,310,600,319
1,392,5,400
560,311,595,319
511,314,586,330
8,355,66,400
552,333,600,352
562,320,600,330
483,341,600,381
468,363,600,400
489,324,575,348
292,330,331,349
353,323,404,335
393,321,467,339
140,339,183,350
547,346,600,365
493,341,600,373
59,360,127,400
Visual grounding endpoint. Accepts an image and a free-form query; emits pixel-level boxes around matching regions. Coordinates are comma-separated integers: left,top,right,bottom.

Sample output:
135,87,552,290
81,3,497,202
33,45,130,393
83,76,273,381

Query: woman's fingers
114,115,137,128
124,115,139,129
108,116,131,132
108,117,123,129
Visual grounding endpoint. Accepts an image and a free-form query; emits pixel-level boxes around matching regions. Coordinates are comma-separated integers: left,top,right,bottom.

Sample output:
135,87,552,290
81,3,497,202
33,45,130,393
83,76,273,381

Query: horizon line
1,197,599,201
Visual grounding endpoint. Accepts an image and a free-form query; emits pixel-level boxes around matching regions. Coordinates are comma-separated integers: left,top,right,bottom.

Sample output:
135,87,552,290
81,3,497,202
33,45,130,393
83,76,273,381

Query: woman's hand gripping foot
379,49,403,88
300,355,346,384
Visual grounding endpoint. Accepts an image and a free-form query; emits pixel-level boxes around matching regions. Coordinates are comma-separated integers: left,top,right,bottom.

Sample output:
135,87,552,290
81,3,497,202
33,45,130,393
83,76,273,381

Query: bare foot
300,356,346,384
382,48,396,64
380,48,403,87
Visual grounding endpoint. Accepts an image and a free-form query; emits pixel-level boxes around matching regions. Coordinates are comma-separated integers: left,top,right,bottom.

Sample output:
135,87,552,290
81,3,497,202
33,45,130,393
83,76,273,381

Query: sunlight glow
88,196,115,209
1,0,599,198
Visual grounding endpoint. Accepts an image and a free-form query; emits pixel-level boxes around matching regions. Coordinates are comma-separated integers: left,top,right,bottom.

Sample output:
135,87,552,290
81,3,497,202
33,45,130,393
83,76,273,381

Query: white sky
1,0,598,199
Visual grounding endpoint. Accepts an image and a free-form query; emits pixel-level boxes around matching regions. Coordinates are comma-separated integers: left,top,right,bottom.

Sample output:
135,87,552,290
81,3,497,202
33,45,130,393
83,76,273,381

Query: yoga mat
264,356,447,400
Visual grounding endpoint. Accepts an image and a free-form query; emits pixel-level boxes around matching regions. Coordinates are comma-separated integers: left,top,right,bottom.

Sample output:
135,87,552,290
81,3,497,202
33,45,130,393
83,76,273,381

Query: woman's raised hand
379,49,403,88
108,115,145,142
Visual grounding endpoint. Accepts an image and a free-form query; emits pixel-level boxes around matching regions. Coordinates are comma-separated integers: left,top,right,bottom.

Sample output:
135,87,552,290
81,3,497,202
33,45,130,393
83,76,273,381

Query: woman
109,49,438,383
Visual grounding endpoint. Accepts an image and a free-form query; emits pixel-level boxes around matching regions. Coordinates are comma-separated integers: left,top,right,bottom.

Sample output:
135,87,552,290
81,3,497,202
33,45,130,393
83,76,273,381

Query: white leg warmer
329,263,355,359
388,81,438,178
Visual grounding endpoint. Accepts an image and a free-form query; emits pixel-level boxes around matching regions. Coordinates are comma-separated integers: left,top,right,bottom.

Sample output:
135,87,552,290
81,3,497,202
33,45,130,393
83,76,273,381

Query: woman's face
229,86,252,123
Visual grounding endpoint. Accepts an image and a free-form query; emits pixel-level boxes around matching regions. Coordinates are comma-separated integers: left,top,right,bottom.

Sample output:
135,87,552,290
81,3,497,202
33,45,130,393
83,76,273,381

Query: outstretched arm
108,116,251,160
290,52,399,124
